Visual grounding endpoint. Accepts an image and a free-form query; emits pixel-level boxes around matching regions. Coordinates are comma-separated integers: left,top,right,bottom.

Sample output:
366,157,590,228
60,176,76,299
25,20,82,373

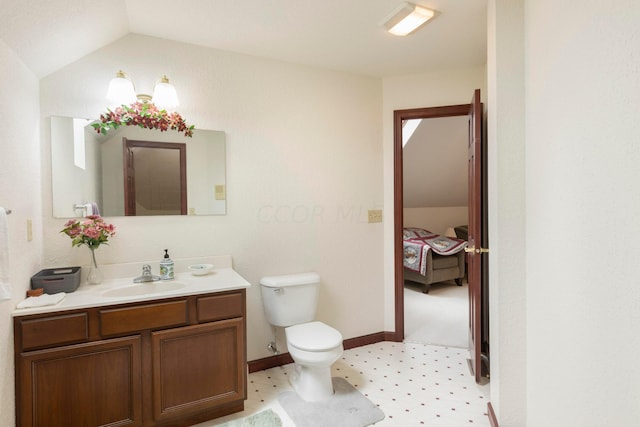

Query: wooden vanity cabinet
151,318,245,422
14,289,247,427
19,335,142,427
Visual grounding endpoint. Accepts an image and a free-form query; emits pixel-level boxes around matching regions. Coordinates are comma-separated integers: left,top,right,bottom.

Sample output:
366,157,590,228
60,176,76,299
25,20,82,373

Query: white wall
489,1,640,425
524,1,640,425
0,39,42,427
39,34,384,361
487,0,527,425
382,66,486,331
403,207,468,236
403,115,469,208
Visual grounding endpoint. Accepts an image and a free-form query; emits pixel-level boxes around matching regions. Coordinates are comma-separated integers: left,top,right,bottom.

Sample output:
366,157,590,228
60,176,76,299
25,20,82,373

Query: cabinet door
18,336,142,427
151,318,246,422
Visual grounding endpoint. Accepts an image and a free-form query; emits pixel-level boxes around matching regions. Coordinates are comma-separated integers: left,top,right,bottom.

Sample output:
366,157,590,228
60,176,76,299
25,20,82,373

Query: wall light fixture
106,70,180,111
382,2,437,36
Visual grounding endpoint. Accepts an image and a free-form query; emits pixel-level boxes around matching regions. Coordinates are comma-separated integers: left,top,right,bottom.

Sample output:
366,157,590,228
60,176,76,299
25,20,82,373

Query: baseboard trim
383,330,403,342
248,331,394,373
248,353,294,373
343,331,387,350
487,402,499,427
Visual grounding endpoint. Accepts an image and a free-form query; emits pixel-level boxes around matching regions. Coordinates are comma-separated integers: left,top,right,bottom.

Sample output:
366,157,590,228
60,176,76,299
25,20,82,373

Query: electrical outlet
368,209,382,223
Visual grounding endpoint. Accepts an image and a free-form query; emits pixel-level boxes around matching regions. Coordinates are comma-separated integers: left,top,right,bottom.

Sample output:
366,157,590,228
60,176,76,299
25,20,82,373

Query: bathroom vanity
12,257,249,427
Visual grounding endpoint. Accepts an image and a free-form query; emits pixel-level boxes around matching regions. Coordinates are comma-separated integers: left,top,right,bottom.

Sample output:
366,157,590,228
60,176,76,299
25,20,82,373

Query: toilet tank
260,272,320,327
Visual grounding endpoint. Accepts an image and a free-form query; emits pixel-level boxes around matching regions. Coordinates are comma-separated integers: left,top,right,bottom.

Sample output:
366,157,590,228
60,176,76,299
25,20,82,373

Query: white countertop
13,256,251,317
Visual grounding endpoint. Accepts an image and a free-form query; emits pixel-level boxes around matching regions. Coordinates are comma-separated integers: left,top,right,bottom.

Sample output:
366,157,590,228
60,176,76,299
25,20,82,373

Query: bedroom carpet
404,280,469,348
278,377,385,427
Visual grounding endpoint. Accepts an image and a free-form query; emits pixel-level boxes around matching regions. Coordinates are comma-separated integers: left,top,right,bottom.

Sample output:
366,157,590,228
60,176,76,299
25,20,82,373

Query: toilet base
290,363,334,402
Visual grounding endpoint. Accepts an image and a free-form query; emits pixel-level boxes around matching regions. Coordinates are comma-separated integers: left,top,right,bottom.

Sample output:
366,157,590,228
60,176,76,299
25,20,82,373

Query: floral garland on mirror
92,102,195,137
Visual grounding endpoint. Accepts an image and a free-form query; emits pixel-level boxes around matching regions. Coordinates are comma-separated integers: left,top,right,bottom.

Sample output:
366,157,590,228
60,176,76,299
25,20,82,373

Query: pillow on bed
403,227,437,240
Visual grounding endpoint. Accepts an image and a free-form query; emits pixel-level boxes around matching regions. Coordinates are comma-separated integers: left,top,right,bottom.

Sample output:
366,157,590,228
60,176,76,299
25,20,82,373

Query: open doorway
123,138,187,216
393,92,489,382
402,114,470,348
392,103,471,340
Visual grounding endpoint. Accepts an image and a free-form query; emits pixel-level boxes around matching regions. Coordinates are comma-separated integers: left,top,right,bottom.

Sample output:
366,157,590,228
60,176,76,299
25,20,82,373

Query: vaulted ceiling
1,0,487,78
403,116,468,208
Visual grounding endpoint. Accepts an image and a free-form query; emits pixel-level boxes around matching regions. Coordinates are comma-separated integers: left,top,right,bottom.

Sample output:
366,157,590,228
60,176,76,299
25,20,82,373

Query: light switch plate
215,185,226,200
27,219,32,241
368,209,382,223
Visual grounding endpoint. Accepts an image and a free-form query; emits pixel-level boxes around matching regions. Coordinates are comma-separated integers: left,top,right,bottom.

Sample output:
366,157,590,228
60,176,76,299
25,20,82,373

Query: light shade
106,70,136,106
383,2,436,36
152,75,179,111
444,227,457,239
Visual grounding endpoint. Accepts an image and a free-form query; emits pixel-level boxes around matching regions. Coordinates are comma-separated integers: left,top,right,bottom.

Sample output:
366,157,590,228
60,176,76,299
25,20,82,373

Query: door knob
465,246,490,254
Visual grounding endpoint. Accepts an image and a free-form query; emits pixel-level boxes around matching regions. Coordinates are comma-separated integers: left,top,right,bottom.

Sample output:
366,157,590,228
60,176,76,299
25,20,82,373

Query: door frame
393,103,472,341
123,138,188,216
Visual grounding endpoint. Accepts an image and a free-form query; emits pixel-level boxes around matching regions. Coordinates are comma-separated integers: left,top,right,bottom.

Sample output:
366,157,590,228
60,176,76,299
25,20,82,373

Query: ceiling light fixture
382,2,436,36
106,70,180,111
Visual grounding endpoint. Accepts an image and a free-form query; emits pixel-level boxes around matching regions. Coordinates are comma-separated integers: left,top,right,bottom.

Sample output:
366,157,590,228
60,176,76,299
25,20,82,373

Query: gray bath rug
278,377,385,427
216,409,282,427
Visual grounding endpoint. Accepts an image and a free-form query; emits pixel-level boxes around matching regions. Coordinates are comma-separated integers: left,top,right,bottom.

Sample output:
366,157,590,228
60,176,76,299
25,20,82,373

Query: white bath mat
215,409,282,427
278,377,384,427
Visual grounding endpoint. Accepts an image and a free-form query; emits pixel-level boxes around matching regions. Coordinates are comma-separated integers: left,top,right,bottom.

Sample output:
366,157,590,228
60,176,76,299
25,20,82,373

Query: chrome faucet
133,264,161,283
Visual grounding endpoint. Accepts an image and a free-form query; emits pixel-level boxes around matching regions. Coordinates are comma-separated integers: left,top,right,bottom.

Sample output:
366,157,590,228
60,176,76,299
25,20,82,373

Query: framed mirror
51,116,226,218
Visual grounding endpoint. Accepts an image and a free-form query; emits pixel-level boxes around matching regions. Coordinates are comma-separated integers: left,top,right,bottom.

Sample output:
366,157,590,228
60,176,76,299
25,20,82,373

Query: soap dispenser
160,249,174,280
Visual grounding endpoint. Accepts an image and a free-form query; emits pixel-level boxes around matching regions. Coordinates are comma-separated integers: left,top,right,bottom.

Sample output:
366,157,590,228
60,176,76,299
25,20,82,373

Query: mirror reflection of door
123,138,187,216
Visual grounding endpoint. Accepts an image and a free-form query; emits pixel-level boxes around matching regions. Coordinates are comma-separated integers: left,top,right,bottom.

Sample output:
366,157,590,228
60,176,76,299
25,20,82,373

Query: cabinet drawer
197,292,244,323
19,313,88,350
100,300,188,336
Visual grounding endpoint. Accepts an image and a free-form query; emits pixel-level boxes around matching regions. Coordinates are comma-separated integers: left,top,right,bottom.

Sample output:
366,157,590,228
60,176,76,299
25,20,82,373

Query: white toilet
260,272,343,402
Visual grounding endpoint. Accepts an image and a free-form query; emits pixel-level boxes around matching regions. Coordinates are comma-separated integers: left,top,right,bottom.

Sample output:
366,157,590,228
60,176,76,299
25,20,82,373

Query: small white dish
188,264,214,276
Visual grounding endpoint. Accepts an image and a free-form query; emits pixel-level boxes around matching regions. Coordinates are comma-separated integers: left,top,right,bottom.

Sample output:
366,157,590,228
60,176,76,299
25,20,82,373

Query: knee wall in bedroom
403,206,468,235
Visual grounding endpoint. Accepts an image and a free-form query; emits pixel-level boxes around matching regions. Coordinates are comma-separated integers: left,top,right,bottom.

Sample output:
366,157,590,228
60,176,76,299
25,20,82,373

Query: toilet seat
286,321,342,351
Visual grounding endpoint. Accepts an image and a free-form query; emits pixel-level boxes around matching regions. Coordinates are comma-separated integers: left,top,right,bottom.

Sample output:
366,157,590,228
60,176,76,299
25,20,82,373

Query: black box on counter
30,267,81,294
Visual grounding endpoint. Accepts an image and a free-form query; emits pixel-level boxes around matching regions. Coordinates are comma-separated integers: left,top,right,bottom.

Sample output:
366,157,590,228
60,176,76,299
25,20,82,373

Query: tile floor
201,341,490,427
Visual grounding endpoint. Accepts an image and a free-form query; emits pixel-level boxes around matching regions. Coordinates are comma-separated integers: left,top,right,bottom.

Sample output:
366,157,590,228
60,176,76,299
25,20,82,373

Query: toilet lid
286,321,343,352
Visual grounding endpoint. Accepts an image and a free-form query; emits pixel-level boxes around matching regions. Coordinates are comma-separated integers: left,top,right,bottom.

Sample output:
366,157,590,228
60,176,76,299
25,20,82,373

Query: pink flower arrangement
92,101,195,137
61,215,116,249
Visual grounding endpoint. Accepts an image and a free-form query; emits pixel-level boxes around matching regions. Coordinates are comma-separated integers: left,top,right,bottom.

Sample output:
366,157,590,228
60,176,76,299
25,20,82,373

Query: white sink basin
102,281,186,298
